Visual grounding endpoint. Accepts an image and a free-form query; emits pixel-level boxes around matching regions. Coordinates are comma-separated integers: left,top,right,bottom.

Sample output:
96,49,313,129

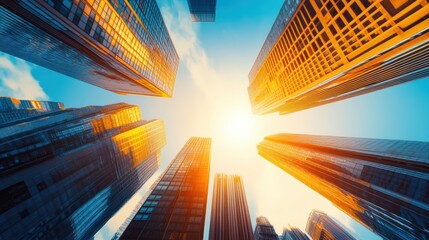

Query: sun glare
218,110,254,143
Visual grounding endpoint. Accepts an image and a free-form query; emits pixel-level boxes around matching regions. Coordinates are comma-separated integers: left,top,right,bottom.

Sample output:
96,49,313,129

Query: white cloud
161,0,219,99
0,53,48,100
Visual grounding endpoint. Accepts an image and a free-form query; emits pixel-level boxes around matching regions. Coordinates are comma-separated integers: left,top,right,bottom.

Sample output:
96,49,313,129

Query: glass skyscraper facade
187,0,216,22
258,133,429,240
248,0,429,114
254,216,279,240
120,137,212,240
0,0,179,97
306,210,356,240
0,96,64,123
0,102,166,239
209,174,253,240
280,225,309,240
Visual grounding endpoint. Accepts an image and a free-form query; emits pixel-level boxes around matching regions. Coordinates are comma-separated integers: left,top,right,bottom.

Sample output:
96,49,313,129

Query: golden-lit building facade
209,174,253,240
306,210,355,240
0,102,166,239
0,0,179,97
258,133,429,240
120,137,212,240
248,0,429,114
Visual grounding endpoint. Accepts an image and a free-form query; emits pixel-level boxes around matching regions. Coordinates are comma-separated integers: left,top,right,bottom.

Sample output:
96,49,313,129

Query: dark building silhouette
0,0,179,97
254,216,279,240
120,137,212,240
209,174,253,240
187,0,216,22
0,103,166,239
280,225,309,240
0,96,64,123
248,0,429,114
306,210,356,240
258,133,429,240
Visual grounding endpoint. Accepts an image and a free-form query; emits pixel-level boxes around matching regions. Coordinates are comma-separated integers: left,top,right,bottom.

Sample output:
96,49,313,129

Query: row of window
249,0,424,112
42,0,178,93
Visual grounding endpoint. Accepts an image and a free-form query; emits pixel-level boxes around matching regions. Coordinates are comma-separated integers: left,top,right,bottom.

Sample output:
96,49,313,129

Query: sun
217,109,254,143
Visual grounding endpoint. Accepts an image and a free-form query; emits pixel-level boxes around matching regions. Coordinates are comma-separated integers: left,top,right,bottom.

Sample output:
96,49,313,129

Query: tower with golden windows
120,137,212,240
0,0,179,97
248,0,429,114
258,133,429,240
0,102,166,239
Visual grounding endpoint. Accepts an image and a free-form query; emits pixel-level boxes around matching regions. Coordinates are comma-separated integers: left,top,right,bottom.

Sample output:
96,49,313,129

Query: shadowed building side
0,103,166,240
306,210,356,240
258,133,429,240
187,0,216,22
248,0,429,115
0,0,179,97
254,216,279,240
209,174,253,240
120,137,212,240
280,225,310,240
0,96,64,124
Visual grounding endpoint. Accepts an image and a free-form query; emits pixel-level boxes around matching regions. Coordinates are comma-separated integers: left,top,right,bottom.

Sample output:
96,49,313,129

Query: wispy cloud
161,0,219,98
0,53,48,100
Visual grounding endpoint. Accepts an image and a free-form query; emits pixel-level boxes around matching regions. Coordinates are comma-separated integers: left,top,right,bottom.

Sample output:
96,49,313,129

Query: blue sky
1,0,429,239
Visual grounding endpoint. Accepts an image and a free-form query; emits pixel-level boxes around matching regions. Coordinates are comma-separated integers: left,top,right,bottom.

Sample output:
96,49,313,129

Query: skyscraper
0,96,64,123
306,210,356,240
254,216,279,240
187,0,216,22
0,103,166,239
280,225,310,240
248,0,429,115
120,137,212,240
209,174,253,240
0,0,179,97
258,133,429,240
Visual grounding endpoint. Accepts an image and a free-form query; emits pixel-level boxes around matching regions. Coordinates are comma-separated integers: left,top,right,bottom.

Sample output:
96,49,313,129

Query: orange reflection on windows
249,0,429,114
90,105,141,134
112,120,166,167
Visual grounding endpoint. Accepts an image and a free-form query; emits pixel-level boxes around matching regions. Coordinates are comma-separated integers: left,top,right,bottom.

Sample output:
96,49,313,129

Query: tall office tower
248,0,429,115
120,137,212,240
0,0,179,97
280,225,310,240
0,96,64,123
209,174,253,240
254,216,279,240
187,0,216,22
258,133,429,240
306,210,356,240
0,103,166,239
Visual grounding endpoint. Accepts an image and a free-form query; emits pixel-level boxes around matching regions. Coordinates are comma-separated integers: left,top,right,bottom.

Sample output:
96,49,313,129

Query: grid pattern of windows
209,174,253,240
0,103,139,173
187,0,216,22
0,0,179,97
249,0,301,82
0,97,64,111
121,137,212,240
248,0,429,114
40,0,178,94
0,103,166,239
0,97,64,124
306,210,355,240
280,225,310,240
254,216,279,240
258,133,429,240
